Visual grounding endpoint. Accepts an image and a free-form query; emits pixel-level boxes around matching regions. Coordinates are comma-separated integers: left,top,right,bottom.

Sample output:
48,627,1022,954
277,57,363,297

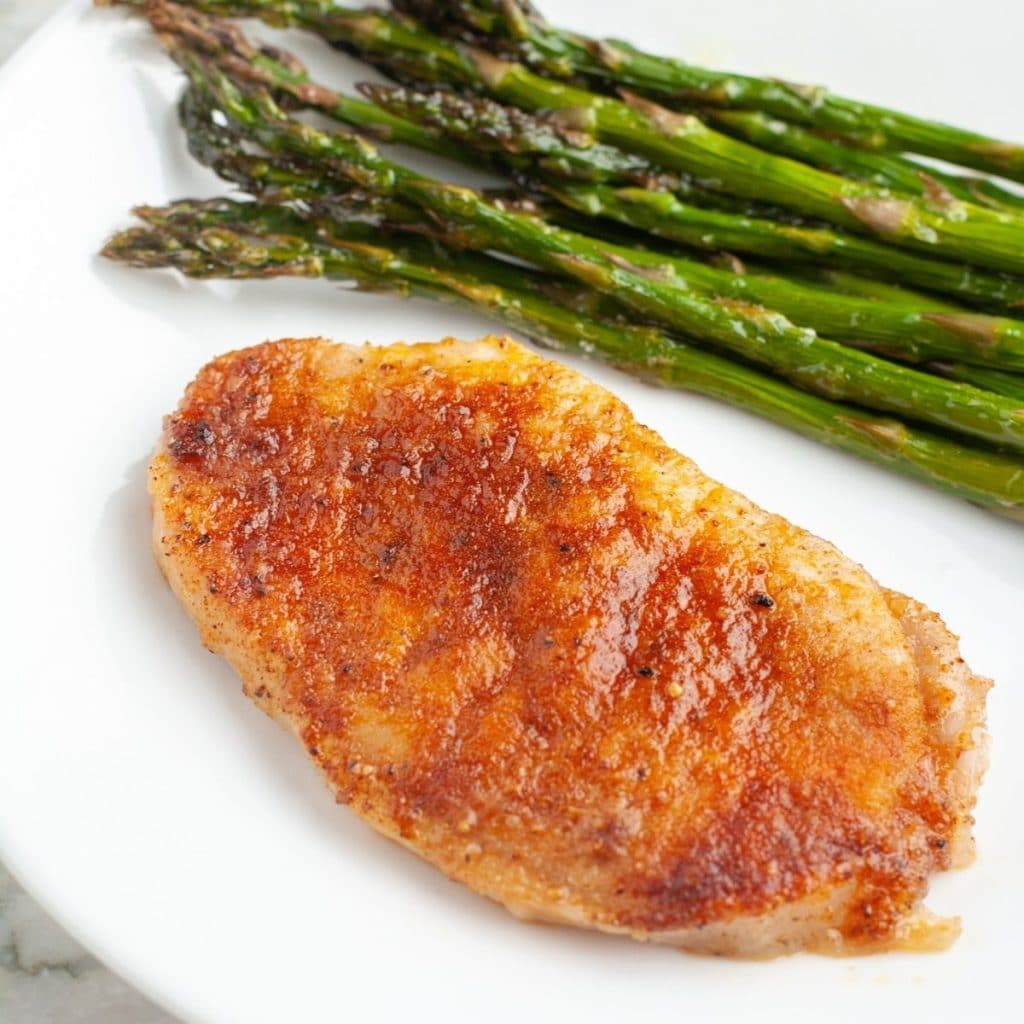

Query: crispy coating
150,336,990,956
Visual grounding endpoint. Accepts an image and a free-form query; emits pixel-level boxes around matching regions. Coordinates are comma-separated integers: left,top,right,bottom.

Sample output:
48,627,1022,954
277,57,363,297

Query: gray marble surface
0,11,177,1024
0,869,174,1022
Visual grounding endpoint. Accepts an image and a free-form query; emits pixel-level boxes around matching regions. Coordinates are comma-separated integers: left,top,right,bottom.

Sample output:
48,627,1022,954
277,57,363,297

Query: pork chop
150,336,989,956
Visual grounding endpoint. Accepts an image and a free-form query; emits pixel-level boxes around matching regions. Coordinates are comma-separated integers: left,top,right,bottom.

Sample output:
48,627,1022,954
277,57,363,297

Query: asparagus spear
365,82,1024,313
122,1,1024,274
100,197,1024,517
188,103,959,317
144,3,1024,311
153,10,1024,373
392,0,1024,183
180,82,513,250
181,87,972,326
143,0,478,161
928,363,1024,403
706,110,1024,213
181,97,965,327
160,53,1024,457
167,36,1024,374
781,267,961,309
358,82,771,211
553,182,1024,315
539,182,1024,368
357,81,667,188
150,0,772,210
667,262,1024,371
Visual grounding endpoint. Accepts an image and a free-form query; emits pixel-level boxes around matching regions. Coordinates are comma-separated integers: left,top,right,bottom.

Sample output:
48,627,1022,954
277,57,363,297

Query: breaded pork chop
150,336,989,956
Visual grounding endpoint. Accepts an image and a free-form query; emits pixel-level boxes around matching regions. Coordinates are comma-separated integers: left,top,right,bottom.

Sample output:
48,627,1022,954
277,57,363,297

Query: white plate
1,2,1022,1021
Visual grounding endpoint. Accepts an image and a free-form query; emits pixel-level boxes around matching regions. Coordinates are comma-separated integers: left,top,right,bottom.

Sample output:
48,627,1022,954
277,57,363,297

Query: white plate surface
1,2,1023,1021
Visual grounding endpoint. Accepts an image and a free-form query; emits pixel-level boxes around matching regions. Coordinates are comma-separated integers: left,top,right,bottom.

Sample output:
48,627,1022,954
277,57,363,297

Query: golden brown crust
150,336,989,956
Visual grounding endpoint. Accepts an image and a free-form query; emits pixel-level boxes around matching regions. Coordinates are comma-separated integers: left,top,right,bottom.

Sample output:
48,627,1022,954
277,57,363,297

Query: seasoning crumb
667,681,684,699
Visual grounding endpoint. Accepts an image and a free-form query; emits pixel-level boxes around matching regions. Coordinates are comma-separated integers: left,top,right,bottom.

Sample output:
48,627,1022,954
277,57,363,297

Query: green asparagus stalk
664,263,1024,371
358,82,755,207
927,363,1024,403
363,81,1024,313
124,1,1024,274
475,192,1024,371
152,11,1024,373
159,53,1024,457
150,0,764,208
164,0,900,253
549,182,1024,315
180,84,329,196
100,197,1024,516
706,110,1024,213
180,93,961,328
143,1,1024,314
185,63,1024,373
143,0,477,161
780,267,961,310
392,0,1024,183
358,81,666,188
179,83,512,254
354,82,1024,313
181,88,974,328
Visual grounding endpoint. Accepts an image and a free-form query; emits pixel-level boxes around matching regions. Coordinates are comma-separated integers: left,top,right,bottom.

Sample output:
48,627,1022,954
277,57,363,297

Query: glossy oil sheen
155,338,964,948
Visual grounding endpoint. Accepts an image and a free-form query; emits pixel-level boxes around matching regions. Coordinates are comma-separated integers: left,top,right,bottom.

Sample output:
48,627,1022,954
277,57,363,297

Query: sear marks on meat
151,336,989,956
